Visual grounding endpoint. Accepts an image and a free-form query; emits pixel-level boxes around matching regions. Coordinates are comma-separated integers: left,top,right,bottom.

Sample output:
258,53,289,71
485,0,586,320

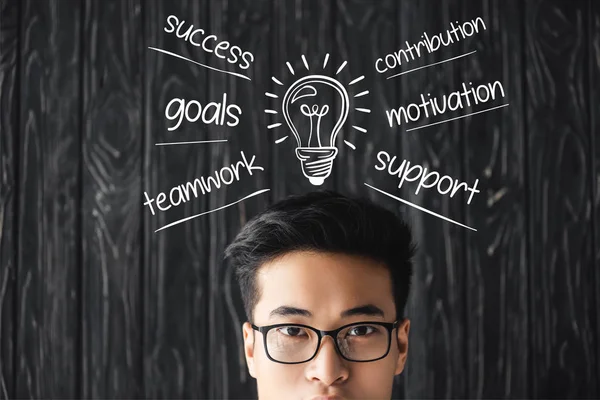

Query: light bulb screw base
295,147,338,186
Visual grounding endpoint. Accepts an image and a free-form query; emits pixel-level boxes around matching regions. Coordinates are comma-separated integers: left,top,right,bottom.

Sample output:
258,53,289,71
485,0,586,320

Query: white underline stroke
155,140,228,146
155,189,271,232
386,50,477,79
364,183,477,231
406,104,509,132
148,47,251,81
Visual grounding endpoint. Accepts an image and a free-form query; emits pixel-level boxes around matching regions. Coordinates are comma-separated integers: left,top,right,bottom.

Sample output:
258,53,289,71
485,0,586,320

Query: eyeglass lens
265,323,390,363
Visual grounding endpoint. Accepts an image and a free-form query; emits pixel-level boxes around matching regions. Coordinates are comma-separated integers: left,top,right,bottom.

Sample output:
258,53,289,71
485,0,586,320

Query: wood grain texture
15,0,81,397
81,0,143,396
333,0,400,199
0,0,18,397
525,0,597,397
459,1,529,398
396,1,468,399
143,1,211,397
591,0,600,393
271,0,336,198
2,1,599,399
204,1,233,397
206,0,271,398
332,1,405,398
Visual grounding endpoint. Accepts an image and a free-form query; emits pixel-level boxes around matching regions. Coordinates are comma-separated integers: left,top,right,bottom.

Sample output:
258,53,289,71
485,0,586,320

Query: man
224,190,415,399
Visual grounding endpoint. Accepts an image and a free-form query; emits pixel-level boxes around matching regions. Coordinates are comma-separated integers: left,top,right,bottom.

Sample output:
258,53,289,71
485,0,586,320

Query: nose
305,335,349,386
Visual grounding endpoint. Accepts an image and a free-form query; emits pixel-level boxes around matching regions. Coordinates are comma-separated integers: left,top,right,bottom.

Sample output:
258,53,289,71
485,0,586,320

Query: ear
243,322,257,378
394,318,410,375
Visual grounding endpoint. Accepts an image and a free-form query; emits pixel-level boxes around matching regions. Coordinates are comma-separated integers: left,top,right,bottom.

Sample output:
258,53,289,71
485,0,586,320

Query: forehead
253,250,395,323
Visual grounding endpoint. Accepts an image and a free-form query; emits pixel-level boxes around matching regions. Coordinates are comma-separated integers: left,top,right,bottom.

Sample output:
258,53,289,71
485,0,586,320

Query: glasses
251,320,399,364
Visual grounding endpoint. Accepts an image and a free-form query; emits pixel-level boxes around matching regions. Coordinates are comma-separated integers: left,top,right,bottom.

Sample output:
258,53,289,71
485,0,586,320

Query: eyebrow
268,304,385,319
340,304,385,318
269,306,311,318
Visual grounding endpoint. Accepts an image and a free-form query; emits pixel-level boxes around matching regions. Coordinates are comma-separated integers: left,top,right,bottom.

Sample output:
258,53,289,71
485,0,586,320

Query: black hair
224,190,416,322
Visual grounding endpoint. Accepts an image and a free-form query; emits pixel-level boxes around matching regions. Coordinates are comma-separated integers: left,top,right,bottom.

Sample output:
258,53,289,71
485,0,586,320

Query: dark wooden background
1,0,599,398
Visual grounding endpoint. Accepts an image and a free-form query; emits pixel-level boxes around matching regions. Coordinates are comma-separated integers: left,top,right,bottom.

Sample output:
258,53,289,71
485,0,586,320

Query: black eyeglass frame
251,319,400,364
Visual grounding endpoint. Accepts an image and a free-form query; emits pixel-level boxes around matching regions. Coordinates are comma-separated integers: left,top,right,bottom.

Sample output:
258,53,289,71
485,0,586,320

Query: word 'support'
375,150,480,204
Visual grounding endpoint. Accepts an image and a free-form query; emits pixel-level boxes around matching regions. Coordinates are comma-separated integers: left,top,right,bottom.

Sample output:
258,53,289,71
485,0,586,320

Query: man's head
224,190,415,400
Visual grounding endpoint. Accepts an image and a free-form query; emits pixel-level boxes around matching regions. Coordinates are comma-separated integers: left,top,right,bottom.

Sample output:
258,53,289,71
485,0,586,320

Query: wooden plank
333,1,399,196
525,0,597,397
395,1,468,398
332,1,404,398
458,1,528,398
143,1,210,397
15,0,81,397
81,0,143,396
589,0,600,394
204,2,228,397
591,0,600,393
271,0,336,197
205,0,271,398
0,0,19,397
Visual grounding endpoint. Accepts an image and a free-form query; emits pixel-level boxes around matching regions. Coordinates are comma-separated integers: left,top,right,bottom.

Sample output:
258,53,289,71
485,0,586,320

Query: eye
277,326,308,337
347,325,376,336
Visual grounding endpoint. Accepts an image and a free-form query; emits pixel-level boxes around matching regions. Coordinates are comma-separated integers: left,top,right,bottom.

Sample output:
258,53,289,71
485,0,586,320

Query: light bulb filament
300,104,329,147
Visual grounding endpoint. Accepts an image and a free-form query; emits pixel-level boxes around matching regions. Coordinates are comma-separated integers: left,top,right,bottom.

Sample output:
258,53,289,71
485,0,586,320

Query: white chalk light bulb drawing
266,54,370,186
282,75,349,185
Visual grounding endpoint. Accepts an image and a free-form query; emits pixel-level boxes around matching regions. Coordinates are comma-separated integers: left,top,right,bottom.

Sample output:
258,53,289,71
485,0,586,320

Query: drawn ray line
301,55,309,70
348,75,365,85
344,140,356,150
323,53,330,69
354,90,369,98
286,62,295,75
336,61,348,75
275,136,288,144
352,125,367,133
272,76,284,85
268,123,282,129
264,109,278,114
356,108,371,113
265,92,278,98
